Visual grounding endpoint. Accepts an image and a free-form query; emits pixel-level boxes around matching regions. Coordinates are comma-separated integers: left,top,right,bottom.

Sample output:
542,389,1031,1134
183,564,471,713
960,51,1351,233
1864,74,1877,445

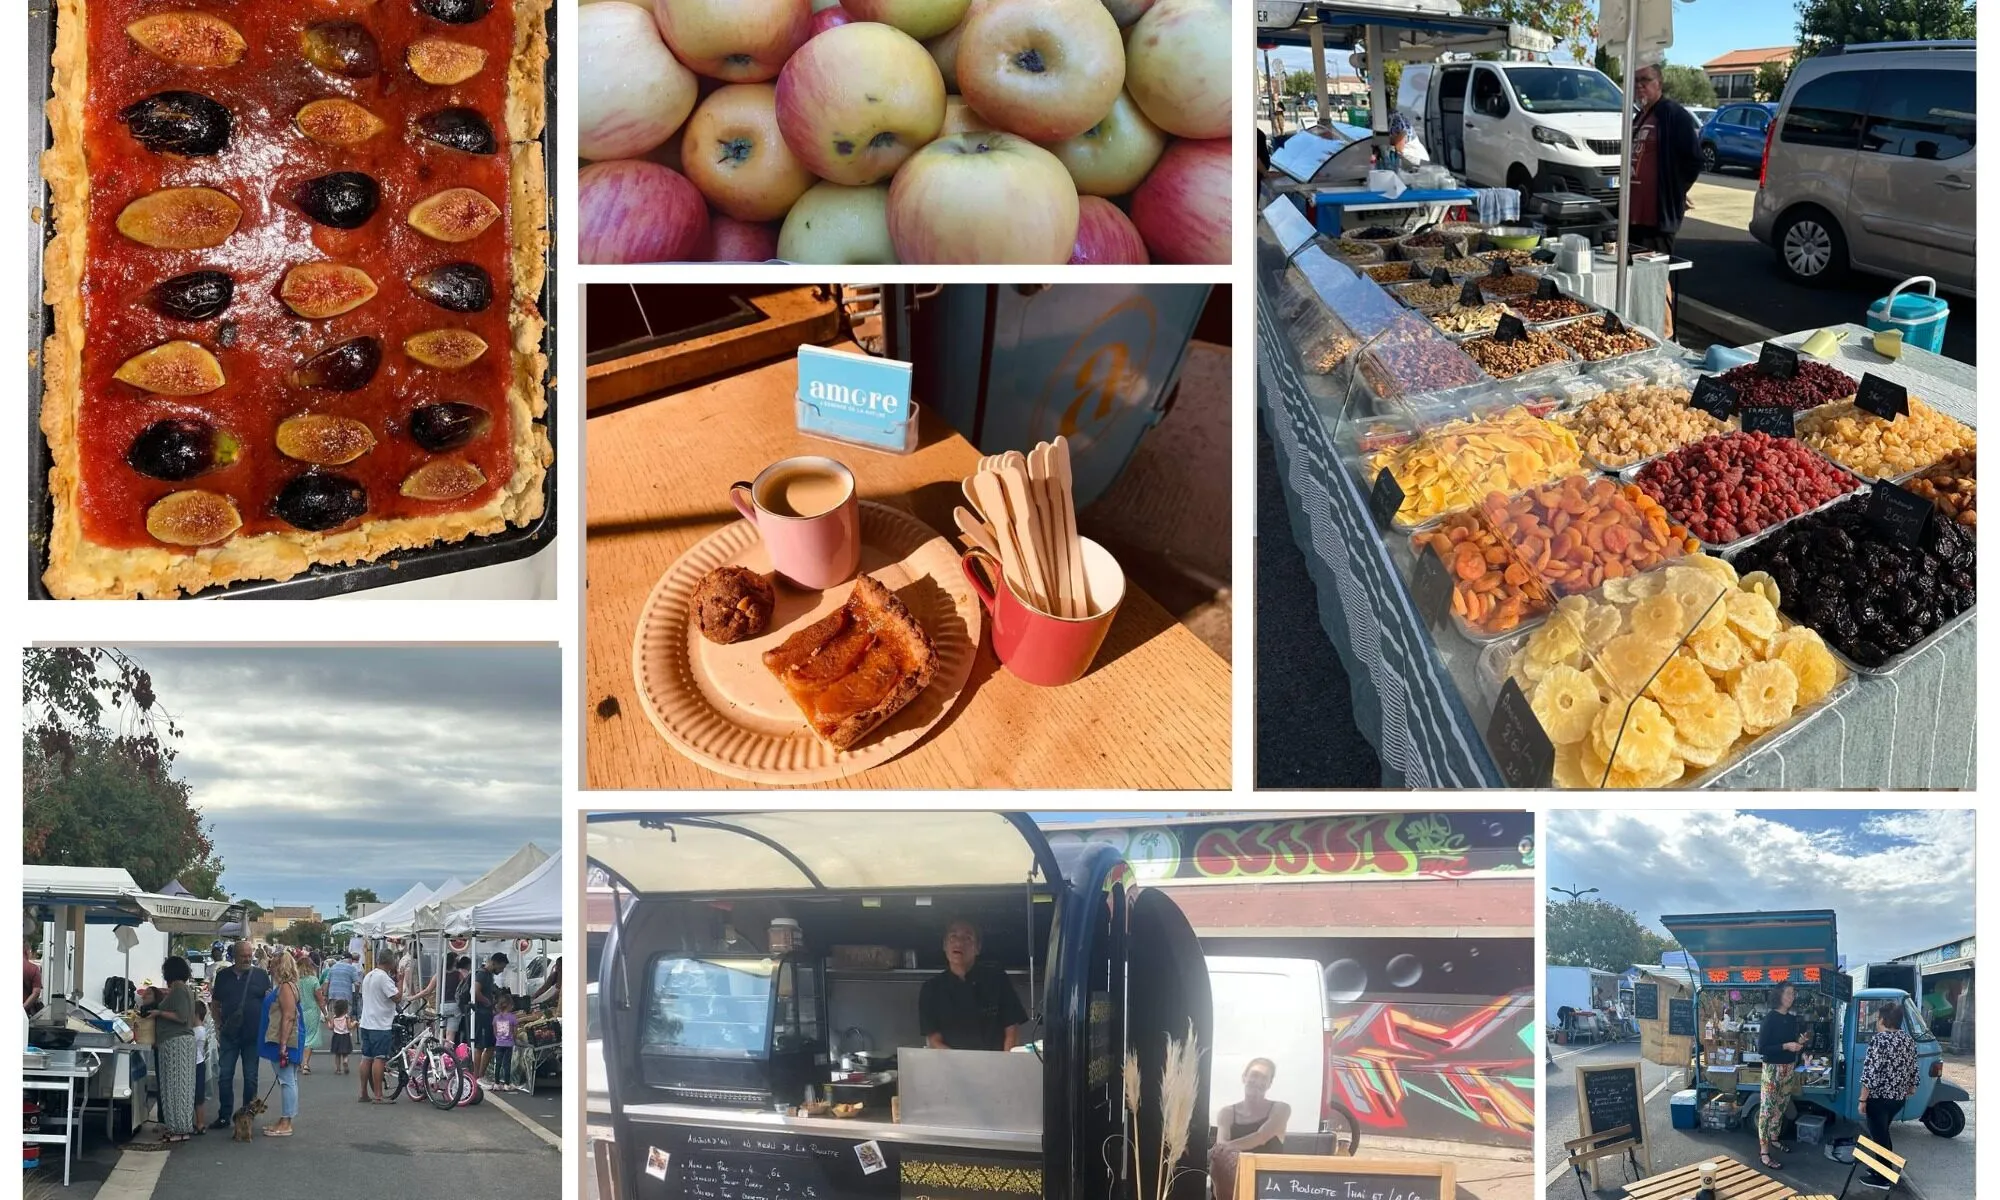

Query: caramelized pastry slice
762,574,939,751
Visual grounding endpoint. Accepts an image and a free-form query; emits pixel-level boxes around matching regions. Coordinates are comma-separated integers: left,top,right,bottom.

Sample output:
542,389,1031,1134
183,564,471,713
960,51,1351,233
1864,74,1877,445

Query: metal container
1539,314,1669,375
1781,601,1977,679
1626,461,1871,557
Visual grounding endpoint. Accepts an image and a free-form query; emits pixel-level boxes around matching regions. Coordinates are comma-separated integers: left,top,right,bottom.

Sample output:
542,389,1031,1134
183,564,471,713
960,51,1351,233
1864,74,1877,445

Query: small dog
231,1097,266,1142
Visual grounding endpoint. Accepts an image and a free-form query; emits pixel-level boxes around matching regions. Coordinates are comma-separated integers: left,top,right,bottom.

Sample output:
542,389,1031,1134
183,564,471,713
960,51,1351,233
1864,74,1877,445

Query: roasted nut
1357,340,1484,397
1389,281,1463,311
407,402,492,452
1461,328,1569,379
127,12,245,67
1550,319,1654,362
119,92,232,156
1906,449,1975,533
1476,272,1540,300
408,38,488,85
401,458,486,501
1365,405,1584,526
147,490,242,547
290,337,382,391
403,328,488,370
409,262,494,313
407,188,500,242
1480,249,1539,269
1506,295,1591,323
151,270,234,322
272,474,369,531
114,341,225,395
1794,395,1976,480
279,263,379,318
296,98,387,146
276,414,377,465
116,188,241,249
416,107,497,155
295,172,381,230
126,419,240,481
1554,384,1729,468
1428,303,1510,336
302,21,381,78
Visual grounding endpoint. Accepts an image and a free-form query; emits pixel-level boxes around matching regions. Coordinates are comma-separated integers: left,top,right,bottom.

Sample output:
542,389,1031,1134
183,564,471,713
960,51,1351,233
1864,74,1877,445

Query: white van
1205,956,1326,1136
1398,60,1628,201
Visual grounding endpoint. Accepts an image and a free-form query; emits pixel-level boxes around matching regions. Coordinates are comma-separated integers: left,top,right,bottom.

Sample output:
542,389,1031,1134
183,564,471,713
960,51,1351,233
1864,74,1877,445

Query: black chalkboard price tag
1368,467,1406,531
1740,406,1795,438
1531,245,1557,262
1602,309,1626,333
1408,259,1429,281
1855,372,1910,420
1445,234,1470,259
1758,341,1800,379
1487,677,1554,787
1535,275,1559,301
1688,375,1738,421
1667,997,1696,1036
1411,547,1454,631
1494,313,1529,343
1489,257,1513,276
1867,480,1933,546
1457,279,1484,307
1634,982,1660,1021
1429,265,1452,287
1244,1156,1451,1200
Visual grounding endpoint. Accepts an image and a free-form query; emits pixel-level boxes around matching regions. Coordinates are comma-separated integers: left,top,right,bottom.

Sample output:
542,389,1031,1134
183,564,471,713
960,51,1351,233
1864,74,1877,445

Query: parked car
1698,102,1776,172
1687,105,1716,127
1398,60,1626,202
1750,41,1975,293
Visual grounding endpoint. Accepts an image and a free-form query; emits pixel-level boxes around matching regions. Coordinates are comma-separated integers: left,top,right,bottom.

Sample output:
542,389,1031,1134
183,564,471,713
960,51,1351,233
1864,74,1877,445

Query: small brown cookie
694,566,776,644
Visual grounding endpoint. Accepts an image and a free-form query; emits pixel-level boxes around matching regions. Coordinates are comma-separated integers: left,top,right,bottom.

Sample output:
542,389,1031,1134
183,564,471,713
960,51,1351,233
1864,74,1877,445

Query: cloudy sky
115,646,561,917
1547,809,1975,962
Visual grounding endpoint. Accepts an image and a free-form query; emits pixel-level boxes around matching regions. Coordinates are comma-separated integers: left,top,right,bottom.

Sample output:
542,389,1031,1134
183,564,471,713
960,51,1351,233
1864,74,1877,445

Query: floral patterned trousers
1757,1063,1796,1147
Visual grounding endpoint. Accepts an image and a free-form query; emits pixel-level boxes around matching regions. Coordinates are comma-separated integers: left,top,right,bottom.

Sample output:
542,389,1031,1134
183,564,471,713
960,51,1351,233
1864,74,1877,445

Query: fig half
127,13,245,67
407,188,500,242
407,38,487,86
114,342,225,395
276,414,377,465
147,490,242,546
116,188,241,249
295,99,387,146
280,263,380,318
401,458,486,501
403,329,488,370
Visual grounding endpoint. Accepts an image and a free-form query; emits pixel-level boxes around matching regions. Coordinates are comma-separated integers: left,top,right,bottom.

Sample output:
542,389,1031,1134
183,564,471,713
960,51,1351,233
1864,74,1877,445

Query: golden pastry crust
39,0,552,599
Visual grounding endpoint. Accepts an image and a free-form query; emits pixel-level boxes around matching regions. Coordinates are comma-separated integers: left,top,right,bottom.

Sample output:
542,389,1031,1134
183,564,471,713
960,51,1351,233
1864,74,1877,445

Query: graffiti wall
1203,935,1534,1148
1045,813,1534,882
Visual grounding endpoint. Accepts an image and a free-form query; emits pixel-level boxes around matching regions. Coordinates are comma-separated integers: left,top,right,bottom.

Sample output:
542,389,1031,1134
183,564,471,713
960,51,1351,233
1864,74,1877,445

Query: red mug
729,457,861,590
961,537,1125,687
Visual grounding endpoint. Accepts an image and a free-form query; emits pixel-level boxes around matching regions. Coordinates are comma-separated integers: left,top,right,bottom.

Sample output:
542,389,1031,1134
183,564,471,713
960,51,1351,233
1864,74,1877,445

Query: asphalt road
1672,171,1976,365
1543,1040,1975,1198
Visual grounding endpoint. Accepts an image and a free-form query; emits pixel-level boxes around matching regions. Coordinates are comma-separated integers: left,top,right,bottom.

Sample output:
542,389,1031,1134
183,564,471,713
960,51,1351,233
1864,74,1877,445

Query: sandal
1761,1153,1784,1170
262,1126,293,1137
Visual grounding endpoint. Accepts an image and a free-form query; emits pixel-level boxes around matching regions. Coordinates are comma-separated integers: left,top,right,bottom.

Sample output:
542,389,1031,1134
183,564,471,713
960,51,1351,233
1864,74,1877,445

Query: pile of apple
578,0,1231,264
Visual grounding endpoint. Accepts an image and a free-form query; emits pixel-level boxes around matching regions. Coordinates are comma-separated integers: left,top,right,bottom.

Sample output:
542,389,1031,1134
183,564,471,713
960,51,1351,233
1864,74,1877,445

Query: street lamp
1550,885,1600,902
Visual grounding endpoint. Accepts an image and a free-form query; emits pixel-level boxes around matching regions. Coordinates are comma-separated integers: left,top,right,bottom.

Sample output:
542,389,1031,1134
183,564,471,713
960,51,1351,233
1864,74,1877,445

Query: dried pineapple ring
1584,604,1623,650
1609,753,1687,789
1665,691,1742,750
1689,624,1745,674
1551,741,1591,789
1684,553,1739,587
1597,633,1672,699
1725,589,1781,640
1591,695,1676,775
1624,570,1666,600
1646,653,1715,708
1675,734,1729,768
1631,592,1688,642
1731,658,1800,734
1527,616,1584,665
1532,665,1603,746
1775,628,1841,707
1576,739,1613,789
1739,570,1782,610
1601,575,1636,604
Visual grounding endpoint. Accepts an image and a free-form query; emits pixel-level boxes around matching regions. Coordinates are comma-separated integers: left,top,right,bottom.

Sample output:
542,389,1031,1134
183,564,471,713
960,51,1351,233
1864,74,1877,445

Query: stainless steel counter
619,1102,1042,1153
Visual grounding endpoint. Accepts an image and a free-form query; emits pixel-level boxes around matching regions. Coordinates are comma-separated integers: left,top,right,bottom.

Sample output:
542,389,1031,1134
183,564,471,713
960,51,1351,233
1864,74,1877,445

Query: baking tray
27,0,559,600
1476,601,1861,788
1625,456,1871,557
1808,601,1978,678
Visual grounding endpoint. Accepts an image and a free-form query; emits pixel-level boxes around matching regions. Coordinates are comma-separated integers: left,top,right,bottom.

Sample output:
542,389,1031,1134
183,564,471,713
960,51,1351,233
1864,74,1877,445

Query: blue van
1698,102,1778,173
1662,910,1968,1139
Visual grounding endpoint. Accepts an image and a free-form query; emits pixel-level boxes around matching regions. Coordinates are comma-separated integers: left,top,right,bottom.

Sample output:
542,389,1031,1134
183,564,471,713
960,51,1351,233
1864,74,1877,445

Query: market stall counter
1258,214,1975,787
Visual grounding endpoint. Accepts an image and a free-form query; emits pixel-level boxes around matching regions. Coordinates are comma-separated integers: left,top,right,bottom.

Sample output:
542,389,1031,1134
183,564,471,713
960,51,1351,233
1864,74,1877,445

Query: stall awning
414,843,549,933
587,812,1059,897
445,852,560,938
1662,910,1840,979
129,892,236,935
25,865,238,934
1258,2,1554,59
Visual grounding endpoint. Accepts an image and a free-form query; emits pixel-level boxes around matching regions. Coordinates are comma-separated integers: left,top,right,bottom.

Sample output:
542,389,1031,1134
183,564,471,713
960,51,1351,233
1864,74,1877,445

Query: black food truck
588,811,1215,1200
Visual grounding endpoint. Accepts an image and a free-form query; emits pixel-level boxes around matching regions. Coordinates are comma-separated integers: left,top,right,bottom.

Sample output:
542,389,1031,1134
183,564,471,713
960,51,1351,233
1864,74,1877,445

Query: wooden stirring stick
954,506,1001,562
995,460,1052,611
1029,443,1070,617
971,472,1032,609
1054,436,1088,615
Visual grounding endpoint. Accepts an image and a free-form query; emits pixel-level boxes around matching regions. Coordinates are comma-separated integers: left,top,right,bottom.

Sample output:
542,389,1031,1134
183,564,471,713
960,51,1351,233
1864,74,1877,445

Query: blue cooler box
1867,276,1951,354
1671,1089,1699,1130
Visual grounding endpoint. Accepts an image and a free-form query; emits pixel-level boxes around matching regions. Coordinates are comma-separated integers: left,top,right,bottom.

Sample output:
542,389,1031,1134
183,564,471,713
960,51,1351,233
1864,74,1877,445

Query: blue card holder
795,343,918,454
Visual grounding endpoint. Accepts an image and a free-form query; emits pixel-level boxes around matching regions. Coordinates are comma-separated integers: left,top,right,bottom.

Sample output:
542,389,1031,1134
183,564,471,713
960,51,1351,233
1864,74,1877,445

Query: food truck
1662,910,1968,1140
588,812,1214,1200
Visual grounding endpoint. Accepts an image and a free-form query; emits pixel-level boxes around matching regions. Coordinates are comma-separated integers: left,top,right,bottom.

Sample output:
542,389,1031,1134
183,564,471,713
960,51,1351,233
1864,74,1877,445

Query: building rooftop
1703,46,1797,71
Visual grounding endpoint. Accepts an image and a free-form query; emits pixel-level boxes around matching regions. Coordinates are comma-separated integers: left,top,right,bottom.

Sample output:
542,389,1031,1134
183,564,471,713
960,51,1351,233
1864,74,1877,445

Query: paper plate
631,501,981,784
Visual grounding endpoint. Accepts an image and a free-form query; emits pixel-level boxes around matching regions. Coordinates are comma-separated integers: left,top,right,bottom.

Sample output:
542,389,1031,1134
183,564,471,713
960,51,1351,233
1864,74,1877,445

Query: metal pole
1616,12,1637,319
1366,25,1388,133
1309,21,1330,129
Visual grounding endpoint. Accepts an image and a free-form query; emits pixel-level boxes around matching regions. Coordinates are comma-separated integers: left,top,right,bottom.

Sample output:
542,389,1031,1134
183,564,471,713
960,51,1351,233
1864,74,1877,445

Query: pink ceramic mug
961,537,1126,687
729,456,861,590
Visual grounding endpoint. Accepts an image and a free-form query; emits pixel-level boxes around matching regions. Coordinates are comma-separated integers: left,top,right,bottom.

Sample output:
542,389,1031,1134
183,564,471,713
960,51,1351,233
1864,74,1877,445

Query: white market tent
352,881,435,938
444,851,560,939
413,843,550,934
25,865,238,1017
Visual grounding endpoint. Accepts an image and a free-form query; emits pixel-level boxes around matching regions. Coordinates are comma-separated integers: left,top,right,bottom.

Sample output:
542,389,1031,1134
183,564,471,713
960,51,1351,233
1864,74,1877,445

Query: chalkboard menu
1238,1154,1452,1200
1574,1062,1651,1191
631,1124,1040,1200
1668,997,1696,1037
1633,983,1659,1021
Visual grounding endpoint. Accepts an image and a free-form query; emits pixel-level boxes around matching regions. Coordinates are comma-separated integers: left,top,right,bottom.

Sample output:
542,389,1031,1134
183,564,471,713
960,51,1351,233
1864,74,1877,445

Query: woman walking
1857,1000,1919,1190
262,952,303,1137
297,951,324,1075
1756,982,1807,1169
153,956,199,1143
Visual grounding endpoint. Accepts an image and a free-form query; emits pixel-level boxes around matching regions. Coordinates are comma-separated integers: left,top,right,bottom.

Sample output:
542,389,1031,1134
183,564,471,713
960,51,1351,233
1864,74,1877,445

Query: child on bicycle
491,993,519,1092
328,999,355,1075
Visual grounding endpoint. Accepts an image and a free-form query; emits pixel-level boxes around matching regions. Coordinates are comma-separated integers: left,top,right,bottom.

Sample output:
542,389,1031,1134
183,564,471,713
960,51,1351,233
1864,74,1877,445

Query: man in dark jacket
1626,62,1702,334
207,941,270,1128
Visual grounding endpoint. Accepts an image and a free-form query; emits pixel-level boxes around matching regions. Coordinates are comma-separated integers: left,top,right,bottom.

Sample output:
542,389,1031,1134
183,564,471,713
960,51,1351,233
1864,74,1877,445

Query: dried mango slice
1731,658,1800,734
1532,664,1603,746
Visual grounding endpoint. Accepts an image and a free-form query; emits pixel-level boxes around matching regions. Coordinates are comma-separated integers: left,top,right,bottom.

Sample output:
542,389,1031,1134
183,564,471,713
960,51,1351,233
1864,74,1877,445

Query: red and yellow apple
775,21,945,185
957,0,1124,141
807,3,854,35
1068,195,1148,263
925,21,965,92
938,97,991,137
707,216,782,261
1124,0,1229,139
887,131,1079,263
1043,89,1163,196
1100,0,1156,24
1129,136,1228,263
776,181,898,262
579,1,697,161
579,160,710,263
652,0,811,83
843,0,969,40
679,84,817,222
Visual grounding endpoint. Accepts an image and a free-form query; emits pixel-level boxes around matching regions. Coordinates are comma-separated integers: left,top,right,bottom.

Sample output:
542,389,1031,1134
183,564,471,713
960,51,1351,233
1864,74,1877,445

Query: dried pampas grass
1154,1020,1205,1200
1124,1050,1143,1188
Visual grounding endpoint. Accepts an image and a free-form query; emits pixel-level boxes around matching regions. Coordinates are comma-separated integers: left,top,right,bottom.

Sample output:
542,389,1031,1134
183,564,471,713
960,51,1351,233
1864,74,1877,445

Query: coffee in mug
729,456,862,590
757,464,850,520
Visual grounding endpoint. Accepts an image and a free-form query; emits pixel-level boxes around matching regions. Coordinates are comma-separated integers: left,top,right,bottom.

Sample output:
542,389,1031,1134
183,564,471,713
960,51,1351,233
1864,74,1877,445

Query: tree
1754,60,1791,101
276,919,331,950
1381,59,1403,108
1282,69,1317,99
1595,44,1622,81
23,727,217,894
344,888,380,915
1462,0,1597,62
1796,0,1974,53
1660,63,1717,107
238,899,266,921
1547,898,1665,972
177,854,229,902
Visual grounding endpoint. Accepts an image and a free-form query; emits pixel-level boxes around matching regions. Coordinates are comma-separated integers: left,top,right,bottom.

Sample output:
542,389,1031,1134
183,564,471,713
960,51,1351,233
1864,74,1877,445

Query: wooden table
585,344,1233,789
1624,1157,1799,1200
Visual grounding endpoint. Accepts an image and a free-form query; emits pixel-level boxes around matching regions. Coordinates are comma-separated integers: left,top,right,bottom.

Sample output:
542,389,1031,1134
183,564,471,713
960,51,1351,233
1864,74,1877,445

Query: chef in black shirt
918,918,1027,1052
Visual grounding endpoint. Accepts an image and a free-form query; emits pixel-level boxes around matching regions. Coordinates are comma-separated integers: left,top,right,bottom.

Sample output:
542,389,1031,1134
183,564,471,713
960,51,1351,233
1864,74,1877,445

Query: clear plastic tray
1542,314,1668,372
1627,452,1870,556
1457,328,1583,384
1386,279,1472,314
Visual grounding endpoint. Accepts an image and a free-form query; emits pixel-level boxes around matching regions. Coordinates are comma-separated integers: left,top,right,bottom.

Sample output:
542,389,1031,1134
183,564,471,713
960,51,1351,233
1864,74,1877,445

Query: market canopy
445,851,560,938
355,880,460,937
1256,1,1555,59
25,865,239,934
1661,910,1840,977
414,843,550,933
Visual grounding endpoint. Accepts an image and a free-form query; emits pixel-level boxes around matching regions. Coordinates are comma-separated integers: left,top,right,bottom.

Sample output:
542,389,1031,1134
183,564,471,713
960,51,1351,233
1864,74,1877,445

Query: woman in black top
1208,1058,1291,1199
1858,1001,1920,1189
1755,983,1806,1169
